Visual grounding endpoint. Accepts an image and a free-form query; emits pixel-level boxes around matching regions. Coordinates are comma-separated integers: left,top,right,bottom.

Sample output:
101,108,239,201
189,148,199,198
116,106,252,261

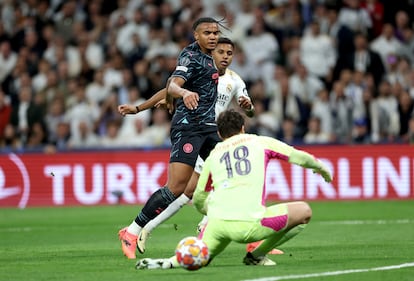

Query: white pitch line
1,219,412,233
317,219,413,225
241,262,414,281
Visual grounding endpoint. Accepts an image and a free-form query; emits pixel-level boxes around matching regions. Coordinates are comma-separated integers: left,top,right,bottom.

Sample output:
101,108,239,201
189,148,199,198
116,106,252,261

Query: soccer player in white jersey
135,109,332,269
118,37,255,257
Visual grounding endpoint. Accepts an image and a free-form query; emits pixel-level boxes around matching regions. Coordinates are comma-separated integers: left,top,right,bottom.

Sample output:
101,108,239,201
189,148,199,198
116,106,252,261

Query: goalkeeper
136,109,332,269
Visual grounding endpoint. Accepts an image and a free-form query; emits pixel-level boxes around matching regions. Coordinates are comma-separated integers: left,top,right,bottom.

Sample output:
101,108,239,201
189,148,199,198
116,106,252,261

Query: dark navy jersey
170,42,219,127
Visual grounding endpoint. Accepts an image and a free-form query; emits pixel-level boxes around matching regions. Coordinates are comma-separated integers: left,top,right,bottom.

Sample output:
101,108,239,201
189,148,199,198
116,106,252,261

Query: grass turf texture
0,201,413,281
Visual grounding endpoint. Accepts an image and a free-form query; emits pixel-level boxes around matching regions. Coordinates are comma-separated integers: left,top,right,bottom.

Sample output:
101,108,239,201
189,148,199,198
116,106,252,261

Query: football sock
168,255,180,268
127,221,141,236
252,224,307,258
144,193,191,232
197,215,209,232
135,186,177,227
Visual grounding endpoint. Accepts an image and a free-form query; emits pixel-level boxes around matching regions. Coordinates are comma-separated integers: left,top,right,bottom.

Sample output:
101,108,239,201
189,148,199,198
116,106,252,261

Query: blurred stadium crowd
0,0,414,153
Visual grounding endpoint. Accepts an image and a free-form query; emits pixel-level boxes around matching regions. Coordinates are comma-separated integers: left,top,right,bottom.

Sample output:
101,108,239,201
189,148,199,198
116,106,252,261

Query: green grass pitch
1,201,413,281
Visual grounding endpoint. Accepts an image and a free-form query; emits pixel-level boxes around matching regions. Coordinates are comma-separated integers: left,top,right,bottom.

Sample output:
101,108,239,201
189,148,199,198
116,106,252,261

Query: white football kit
195,68,251,174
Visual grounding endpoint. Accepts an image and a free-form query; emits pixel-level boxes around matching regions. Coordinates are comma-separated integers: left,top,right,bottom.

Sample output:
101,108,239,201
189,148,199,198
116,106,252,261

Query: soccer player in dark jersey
118,17,221,259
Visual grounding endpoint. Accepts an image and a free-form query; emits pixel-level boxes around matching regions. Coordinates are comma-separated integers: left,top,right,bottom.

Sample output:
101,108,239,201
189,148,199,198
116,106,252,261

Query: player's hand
238,96,252,110
313,162,332,183
118,104,136,116
166,92,176,114
155,99,167,109
183,90,199,110
155,98,175,114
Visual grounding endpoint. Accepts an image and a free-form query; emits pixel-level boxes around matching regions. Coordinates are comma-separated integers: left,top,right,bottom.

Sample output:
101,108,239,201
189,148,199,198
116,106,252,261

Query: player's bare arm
167,76,199,110
118,88,167,116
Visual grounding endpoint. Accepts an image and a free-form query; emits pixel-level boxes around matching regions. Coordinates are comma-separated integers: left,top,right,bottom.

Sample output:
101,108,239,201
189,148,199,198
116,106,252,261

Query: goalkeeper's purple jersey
194,134,295,221
170,42,219,127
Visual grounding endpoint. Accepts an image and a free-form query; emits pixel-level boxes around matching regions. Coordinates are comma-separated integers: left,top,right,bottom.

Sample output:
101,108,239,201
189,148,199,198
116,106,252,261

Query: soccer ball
175,236,210,271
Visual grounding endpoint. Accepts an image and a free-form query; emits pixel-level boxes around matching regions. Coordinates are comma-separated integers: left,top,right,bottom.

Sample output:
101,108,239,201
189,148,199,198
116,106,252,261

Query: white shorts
194,155,205,174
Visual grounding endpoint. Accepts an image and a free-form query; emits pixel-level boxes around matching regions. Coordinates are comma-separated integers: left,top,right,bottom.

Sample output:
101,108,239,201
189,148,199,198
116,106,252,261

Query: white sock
127,221,142,236
197,215,209,233
168,255,180,268
144,194,191,232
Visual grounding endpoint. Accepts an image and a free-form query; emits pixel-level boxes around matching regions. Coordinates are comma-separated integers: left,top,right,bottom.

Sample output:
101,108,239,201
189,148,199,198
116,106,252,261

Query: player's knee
166,178,191,196
301,202,312,224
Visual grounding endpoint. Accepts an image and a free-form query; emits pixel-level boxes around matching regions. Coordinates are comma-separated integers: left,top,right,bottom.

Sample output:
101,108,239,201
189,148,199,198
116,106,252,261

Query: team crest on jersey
183,143,193,153
179,56,191,66
226,84,232,93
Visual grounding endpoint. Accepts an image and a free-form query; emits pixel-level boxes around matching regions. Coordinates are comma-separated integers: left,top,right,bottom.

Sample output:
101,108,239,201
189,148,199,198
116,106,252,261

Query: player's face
194,22,220,53
212,43,234,73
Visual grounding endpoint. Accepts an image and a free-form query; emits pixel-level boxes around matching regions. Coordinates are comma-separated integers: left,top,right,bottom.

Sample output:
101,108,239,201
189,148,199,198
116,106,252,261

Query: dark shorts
169,124,220,167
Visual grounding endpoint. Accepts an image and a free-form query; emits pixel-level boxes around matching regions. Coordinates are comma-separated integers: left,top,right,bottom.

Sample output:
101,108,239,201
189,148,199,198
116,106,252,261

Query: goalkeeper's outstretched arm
288,149,332,183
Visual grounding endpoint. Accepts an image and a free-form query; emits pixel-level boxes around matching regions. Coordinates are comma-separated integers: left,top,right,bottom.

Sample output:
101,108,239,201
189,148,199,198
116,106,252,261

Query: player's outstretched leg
137,193,191,253
136,168,198,253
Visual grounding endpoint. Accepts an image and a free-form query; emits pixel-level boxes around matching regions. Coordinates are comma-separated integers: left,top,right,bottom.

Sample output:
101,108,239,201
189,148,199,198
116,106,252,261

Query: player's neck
197,42,213,56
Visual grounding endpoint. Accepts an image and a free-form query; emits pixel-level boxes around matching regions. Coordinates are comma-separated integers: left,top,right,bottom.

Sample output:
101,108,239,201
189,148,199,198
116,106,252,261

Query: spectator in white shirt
342,69,366,121
76,30,104,71
0,40,17,84
102,51,124,89
289,63,325,106
44,97,66,144
330,80,354,144
65,85,100,141
118,86,151,138
228,43,260,86
370,23,403,71
386,55,411,89
116,8,149,56
338,0,372,35
32,58,50,93
124,107,171,148
68,120,101,149
369,80,400,143
43,35,81,77
100,119,124,148
144,29,180,61
268,74,301,132
108,0,129,30
311,88,334,137
304,116,331,144
242,18,279,89
219,11,247,45
85,69,111,106
233,0,256,35
300,20,336,83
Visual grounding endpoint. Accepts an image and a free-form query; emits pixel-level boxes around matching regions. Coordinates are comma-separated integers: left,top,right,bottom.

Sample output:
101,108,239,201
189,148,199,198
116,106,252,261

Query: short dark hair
217,37,234,48
192,17,218,31
217,109,245,139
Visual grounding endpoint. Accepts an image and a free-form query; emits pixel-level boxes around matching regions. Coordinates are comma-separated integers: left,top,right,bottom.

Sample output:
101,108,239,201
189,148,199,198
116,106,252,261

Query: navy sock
135,187,177,227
